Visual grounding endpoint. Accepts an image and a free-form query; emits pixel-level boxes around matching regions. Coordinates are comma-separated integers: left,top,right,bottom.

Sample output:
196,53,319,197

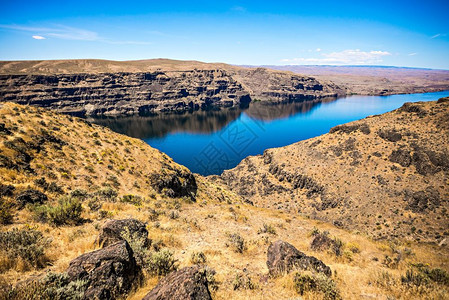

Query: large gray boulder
142,265,214,300
98,218,150,248
267,240,331,277
67,241,141,299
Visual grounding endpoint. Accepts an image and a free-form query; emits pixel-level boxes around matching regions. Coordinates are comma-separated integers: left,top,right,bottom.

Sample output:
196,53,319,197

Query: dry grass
0,102,448,299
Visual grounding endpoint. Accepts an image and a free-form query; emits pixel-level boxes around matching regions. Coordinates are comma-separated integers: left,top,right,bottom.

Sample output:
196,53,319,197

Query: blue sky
1,0,448,69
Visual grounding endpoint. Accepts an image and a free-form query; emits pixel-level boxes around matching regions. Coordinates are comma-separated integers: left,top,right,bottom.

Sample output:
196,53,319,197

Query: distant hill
251,64,449,95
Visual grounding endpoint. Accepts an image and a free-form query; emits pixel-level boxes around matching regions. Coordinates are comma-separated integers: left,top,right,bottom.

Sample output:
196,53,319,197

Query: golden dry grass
0,102,448,299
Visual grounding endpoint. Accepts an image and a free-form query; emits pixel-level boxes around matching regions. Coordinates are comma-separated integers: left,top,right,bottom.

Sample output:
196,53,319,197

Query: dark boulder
405,187,441,213
377,129,402,142
0,123,11,135
98,218,150,248
399,102,427,116
66,241,141,299
142,265,214,300
150,167,197,200
267,240,331,277
329,123,370,135
437,97,449,104
15,189,47,208
389,149,412,167
0,184,15,197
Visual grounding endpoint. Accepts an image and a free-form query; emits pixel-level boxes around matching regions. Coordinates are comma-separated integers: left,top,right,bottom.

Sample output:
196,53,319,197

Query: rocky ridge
0,59,341,116
220,99,449,243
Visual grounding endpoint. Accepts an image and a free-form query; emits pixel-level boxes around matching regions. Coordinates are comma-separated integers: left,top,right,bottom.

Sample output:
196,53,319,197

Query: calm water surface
91,91,449,175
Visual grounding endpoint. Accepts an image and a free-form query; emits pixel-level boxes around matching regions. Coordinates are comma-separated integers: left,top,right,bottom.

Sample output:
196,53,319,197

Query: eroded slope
221,99,449,243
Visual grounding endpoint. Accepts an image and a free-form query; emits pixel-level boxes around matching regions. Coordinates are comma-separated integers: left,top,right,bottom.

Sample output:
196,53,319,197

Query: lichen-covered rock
15,189,47,208
98,218,150,248
66,241,141,299
142,265,214,300
267,240,331,277
150,167,197,200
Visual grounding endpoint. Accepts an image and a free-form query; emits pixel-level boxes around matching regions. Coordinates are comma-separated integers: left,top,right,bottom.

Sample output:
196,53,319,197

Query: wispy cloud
0,24,150,45
408,52,417,56
316,48,321,52
281,49,392,65
32,35,46,40
431,33,447,39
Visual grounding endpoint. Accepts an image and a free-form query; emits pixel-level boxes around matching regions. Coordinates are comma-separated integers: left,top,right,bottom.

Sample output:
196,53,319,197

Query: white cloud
316,48,321,52
0,24,150,45
431,33,441,39
32,35,45,40
281,49,392,65
408,52,417,56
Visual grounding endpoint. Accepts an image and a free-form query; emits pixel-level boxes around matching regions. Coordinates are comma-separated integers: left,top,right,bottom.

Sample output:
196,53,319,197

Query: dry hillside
0,102,448,300
221,99,449,244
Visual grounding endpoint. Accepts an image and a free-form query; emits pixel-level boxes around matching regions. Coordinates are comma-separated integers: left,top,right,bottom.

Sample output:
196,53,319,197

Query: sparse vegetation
227,233,247,253
33,196,83,226
0,228,50,271
146,249,178,276
294,272,341,300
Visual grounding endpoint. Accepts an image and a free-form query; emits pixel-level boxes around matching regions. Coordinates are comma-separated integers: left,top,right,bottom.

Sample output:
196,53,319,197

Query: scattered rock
389,149,412,167
329,123,370,135
150,168,197,200
66,241,141,299
15,189,47,208
0,123,11,135
142,265,214,300
377,129,402,142
310,234,334,252
437,97,449,104
399,102,427,116
267,240,331,277
405,187,441,213
98,218,150,248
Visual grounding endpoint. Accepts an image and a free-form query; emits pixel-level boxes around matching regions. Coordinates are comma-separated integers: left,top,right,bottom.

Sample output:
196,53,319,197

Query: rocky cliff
0,59,342,116
220,98,449,243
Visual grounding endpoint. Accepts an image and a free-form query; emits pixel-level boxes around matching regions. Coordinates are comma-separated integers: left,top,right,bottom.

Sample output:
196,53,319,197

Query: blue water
91,91,449,175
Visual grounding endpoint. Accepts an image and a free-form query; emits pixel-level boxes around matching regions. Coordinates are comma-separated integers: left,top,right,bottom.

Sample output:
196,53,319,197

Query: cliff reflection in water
89,97,336,139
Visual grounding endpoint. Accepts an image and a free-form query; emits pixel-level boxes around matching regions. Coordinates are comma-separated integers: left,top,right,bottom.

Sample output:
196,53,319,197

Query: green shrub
0,272,87,300
190,251,207,264
0,198,14,224
146,249,178,276
0,228,50,271
403,263,449,286
95,188,117,202
34,197,83,226
227,233,247,253
120,194,143,206
401,269,430,287
257,223,277,235
232,273,257,290
294,272,341,300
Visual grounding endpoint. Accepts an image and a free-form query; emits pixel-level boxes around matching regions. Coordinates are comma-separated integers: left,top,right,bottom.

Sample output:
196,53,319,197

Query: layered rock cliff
0,59,342,116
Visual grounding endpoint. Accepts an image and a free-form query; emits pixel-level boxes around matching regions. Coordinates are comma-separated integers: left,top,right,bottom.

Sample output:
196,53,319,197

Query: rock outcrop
66,241,141,299
142,265,214,300
98,218,150,248
0,59,342,116
267,240,331,277
15,189,47,208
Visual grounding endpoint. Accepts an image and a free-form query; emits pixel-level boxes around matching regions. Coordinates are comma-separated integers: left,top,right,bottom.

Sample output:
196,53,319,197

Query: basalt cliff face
220,98,449,243
0,59,342,116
